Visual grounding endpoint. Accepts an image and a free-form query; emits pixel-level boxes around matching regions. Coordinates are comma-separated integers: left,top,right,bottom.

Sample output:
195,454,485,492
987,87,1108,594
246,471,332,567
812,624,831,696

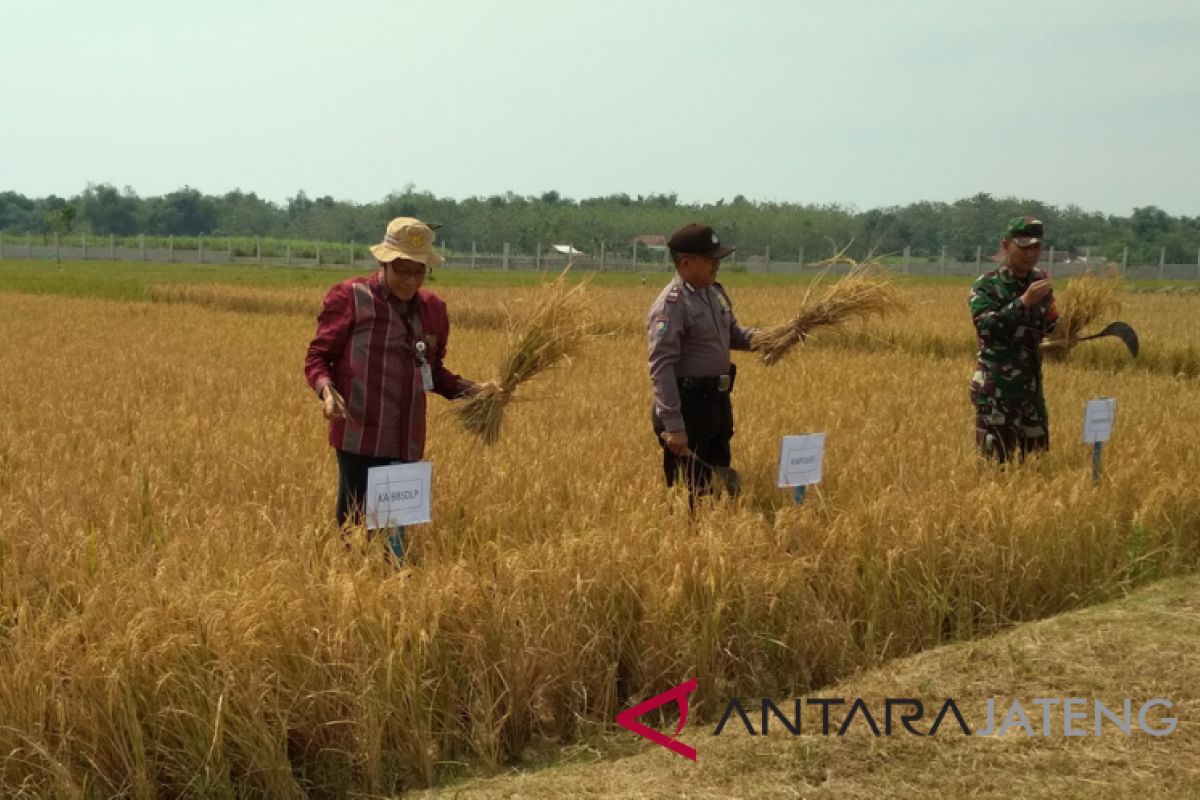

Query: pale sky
3,0,1198,216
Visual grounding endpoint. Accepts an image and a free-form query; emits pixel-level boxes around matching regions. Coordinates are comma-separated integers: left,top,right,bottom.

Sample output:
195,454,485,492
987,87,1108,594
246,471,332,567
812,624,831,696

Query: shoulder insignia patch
652,316,670,336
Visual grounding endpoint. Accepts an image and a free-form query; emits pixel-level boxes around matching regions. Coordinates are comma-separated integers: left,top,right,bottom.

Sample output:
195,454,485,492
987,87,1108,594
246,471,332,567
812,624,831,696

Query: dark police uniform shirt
647,273,755,432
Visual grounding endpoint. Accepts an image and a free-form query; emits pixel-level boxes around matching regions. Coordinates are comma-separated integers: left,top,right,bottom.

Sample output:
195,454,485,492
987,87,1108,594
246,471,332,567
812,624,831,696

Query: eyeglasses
392,268,427,280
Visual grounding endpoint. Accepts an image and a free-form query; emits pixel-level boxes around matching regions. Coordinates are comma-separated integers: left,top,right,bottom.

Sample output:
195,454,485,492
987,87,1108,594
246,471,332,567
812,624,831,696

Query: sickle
1074,321,1139,358
659,433,742,496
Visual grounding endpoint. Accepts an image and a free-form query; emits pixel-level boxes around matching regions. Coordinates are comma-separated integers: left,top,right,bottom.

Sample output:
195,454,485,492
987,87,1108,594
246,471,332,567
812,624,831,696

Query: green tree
79,183,139,236
43,200,77,241
142,187,217,236
1131,206,1170,240
214,190,286,237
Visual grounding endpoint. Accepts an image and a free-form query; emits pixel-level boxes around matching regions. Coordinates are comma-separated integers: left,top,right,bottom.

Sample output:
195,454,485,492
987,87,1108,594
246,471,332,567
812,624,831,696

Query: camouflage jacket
968,266,1058,404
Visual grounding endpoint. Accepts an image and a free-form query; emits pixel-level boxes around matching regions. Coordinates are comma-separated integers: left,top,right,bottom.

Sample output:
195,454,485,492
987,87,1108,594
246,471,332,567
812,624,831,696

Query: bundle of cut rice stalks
453,270,593,444
752,252,907,365
1041,269,1123,360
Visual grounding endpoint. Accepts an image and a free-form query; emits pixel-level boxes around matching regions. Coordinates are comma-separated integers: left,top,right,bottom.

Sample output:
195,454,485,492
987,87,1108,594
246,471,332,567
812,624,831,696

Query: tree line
2,184,1198,264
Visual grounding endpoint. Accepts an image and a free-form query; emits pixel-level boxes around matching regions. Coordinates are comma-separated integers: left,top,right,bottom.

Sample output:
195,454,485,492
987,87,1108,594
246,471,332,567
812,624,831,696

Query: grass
2,259,1198,302
1,233,372,261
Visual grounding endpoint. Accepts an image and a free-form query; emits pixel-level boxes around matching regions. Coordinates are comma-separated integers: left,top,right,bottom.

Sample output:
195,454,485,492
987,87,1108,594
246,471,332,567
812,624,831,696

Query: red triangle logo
615,678,698,762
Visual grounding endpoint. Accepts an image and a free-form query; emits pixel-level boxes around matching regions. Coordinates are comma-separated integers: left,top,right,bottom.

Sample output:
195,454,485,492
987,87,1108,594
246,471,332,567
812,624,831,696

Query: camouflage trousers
973,396,1050,464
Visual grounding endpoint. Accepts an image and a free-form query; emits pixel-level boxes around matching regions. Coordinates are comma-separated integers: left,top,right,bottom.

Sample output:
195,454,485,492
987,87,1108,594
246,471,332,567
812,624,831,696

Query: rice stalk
1042,268,1123,360
752,256,907,365
454,269,593,443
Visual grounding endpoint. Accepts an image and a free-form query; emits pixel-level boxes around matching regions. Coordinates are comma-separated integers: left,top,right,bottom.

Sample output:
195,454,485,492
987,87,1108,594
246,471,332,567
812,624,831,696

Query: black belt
677,370,735,393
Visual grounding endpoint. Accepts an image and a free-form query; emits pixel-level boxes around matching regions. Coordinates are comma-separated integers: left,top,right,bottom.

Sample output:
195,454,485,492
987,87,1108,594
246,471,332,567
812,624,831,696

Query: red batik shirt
304,272,473,460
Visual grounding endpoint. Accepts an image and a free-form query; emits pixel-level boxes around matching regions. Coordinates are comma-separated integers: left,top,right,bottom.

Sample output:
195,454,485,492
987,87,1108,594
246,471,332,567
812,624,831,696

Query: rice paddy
0,262,1198,796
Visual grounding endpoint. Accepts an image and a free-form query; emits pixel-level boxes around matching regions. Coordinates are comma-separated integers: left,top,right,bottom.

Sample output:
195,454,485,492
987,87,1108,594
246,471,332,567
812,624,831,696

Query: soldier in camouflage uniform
648,223,756,503
969,215,1059,463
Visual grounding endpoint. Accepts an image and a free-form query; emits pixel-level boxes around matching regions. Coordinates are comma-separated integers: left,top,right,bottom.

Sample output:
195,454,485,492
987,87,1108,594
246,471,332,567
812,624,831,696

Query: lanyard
400,301,434,391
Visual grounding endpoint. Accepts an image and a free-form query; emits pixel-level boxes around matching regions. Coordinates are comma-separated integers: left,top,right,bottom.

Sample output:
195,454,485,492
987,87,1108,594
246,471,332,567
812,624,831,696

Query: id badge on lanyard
415,340,434,392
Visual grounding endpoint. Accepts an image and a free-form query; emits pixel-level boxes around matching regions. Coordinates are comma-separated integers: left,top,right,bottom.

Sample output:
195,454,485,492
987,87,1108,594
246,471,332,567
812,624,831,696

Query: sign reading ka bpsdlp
365,462,432,529
777,433,826,488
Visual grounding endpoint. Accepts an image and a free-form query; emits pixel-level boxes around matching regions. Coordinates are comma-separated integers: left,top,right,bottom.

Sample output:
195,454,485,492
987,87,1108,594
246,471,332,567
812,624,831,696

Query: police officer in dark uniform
648,223,756,502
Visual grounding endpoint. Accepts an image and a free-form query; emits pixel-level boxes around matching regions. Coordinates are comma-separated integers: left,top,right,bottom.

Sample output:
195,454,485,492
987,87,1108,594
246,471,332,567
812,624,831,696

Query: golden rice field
1,277,1199,797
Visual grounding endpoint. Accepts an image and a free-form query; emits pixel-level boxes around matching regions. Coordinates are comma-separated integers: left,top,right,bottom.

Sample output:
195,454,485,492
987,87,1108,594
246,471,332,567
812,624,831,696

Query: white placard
1082,398,1117,443
365,462,432,529
777,433,826,488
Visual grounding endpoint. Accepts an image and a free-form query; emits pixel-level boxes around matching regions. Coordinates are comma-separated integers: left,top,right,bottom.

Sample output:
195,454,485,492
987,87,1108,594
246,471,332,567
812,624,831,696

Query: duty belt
677,373,733,393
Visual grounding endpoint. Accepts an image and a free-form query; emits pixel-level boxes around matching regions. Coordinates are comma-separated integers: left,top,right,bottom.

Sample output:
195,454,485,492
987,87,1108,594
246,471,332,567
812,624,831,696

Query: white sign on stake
1082,398,1117,443
365,462,432,530
777,433,826,488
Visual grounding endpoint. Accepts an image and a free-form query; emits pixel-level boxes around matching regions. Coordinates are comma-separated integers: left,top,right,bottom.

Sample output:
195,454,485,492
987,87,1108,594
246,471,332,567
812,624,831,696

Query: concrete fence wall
3,234,1199,281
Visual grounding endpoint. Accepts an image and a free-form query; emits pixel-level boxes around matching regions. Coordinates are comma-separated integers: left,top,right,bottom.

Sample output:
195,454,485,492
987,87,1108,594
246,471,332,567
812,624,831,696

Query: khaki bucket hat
369,217,445,267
